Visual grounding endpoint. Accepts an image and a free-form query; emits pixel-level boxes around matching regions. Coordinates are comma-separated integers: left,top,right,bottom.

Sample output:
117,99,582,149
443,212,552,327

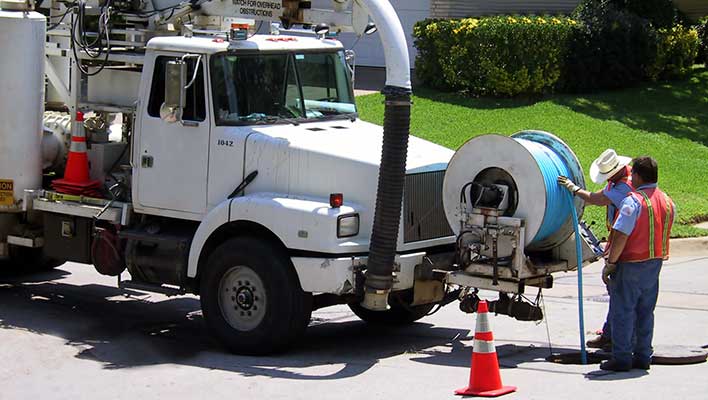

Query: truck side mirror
160,60,186,123
345,50,356,85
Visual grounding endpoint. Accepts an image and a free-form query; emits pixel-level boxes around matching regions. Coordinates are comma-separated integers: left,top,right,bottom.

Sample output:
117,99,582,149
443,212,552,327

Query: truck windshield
210,51,356,125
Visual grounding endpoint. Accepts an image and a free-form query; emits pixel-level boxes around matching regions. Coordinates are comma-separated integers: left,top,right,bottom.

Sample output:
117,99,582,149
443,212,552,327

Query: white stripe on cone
473,339,496,354
69,141,87,152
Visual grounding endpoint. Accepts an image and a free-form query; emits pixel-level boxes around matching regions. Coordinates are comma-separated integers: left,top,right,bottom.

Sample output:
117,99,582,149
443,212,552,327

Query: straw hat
590,149,631,184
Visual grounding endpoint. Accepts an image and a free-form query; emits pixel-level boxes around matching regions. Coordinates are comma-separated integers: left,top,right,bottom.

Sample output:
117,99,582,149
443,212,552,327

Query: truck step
118,229,191,246
119,279,185,297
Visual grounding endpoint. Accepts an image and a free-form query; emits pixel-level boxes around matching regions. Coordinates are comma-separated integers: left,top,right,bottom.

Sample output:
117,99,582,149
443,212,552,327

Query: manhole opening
546,352,609,365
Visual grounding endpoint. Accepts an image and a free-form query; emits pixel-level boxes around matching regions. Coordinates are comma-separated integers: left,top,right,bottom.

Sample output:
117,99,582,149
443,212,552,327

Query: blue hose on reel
516,139,573,243
516,137,588,364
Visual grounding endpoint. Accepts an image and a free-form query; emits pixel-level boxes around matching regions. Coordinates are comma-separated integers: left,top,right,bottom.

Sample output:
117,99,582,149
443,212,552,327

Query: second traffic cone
51,111,102,197
455,300,516,397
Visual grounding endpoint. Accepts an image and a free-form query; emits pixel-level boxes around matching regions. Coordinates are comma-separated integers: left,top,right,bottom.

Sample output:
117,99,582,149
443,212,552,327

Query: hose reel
443,130,601,312
443,130,586,252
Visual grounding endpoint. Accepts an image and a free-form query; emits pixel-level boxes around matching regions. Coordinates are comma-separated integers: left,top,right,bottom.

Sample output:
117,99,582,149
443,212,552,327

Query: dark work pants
610,259,662,366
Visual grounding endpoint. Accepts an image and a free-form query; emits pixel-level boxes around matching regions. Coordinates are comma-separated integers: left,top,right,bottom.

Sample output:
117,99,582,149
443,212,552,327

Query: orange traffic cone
455,300,516,397
52,111,102,197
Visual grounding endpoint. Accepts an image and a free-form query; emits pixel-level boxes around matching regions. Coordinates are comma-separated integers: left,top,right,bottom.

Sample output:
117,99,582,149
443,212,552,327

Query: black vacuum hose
364,86,412,299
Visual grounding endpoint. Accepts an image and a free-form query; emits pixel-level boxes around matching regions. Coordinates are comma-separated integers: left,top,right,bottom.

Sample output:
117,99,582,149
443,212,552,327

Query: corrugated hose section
365,89,411,291
404,171,453,242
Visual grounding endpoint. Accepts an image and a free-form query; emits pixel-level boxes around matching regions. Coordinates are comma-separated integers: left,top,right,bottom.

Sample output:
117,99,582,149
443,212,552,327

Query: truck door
136,54,210,216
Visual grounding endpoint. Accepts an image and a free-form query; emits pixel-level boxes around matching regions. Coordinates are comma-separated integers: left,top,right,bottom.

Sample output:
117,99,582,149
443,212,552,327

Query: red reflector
213,38,225,43
330,193,343,208
75,111,84,122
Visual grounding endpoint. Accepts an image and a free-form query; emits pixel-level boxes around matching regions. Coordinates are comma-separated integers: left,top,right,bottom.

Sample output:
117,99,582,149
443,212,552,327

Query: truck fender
187,192,364,279
187,197,233,278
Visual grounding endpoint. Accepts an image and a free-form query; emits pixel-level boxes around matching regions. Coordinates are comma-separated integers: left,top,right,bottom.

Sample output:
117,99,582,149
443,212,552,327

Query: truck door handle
141,155,154,168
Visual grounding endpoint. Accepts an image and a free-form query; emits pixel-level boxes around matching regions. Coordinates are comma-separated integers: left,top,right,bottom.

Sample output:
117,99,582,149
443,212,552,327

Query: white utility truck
0,0,602,354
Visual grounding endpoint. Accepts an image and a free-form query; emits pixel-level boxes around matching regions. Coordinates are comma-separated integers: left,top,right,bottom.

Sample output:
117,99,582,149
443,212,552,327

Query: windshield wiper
238,113,267,122
236,113,300,126
312,112,357,121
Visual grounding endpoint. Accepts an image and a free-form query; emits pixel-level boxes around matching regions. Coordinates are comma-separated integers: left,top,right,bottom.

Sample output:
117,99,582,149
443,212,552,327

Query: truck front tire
200,237,312,355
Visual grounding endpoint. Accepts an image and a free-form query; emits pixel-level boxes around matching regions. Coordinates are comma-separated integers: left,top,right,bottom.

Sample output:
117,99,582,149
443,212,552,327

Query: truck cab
130,32,455,274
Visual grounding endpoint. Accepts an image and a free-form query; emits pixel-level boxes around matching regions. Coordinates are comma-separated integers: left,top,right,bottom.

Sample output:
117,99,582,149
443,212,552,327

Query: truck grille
403,170,453,243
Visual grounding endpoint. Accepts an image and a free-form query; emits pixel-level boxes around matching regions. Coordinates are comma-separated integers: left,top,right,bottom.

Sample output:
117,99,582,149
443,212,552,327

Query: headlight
337,214,359,238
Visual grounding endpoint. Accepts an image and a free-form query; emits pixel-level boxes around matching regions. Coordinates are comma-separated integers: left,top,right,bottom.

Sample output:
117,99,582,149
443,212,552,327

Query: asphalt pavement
1,251,707,399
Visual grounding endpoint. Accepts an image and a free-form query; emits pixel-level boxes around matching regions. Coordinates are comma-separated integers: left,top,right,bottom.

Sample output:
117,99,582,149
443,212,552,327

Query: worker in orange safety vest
599,156,675,372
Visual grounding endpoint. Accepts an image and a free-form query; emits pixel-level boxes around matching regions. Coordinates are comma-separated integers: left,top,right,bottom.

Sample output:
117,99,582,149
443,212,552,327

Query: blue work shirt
603,181,633,223
612,184,676,235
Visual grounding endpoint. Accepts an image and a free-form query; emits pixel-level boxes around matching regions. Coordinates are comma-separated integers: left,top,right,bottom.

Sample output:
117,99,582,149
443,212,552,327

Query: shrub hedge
697,17,708,64
649,25,699,80
576,0,679,29
413,16,575,96
412,19,455,91
561,2,658,92
413,2,700,96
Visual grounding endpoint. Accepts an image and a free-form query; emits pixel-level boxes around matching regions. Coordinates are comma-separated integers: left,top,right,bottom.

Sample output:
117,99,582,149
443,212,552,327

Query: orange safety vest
618,187,674,263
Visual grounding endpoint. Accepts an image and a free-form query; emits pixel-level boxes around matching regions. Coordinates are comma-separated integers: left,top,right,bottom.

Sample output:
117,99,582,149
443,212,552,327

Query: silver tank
0,9,46,212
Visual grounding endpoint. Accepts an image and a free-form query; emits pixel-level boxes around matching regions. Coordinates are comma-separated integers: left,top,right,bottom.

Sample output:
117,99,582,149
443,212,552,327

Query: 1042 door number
217,139,234,147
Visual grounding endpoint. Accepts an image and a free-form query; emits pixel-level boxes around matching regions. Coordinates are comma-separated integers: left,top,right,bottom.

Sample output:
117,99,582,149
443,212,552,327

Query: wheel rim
218,265,267,331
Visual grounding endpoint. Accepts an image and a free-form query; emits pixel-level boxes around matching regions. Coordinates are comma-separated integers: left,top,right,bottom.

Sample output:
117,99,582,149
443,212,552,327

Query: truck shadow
0,266,465,380
0,266,587,380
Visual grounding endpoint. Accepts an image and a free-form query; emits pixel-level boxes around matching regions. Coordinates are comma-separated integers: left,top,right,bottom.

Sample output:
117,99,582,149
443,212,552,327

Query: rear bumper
291,251,430,295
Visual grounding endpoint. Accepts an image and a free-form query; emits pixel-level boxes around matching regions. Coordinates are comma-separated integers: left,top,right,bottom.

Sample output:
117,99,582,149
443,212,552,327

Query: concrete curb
669,237,708,257
354,89,379,97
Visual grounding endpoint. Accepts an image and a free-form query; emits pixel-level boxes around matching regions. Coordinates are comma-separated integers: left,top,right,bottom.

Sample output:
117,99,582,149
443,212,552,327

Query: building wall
310,0,431,68
430,0,578,18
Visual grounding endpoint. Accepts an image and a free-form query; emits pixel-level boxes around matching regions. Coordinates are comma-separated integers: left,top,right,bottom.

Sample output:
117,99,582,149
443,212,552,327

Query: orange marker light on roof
330,193,343,208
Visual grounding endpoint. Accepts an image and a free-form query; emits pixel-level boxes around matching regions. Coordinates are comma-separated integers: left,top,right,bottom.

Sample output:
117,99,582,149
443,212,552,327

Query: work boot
586,335,611,349
632,359,651,370
600,359,631,372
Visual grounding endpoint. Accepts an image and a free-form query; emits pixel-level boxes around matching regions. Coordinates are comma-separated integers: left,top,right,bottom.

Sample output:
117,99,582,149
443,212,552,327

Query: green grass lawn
356,67,708,238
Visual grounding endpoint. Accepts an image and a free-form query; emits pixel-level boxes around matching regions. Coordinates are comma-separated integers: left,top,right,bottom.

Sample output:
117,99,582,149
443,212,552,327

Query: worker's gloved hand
602,262,617,285
557,176,581,194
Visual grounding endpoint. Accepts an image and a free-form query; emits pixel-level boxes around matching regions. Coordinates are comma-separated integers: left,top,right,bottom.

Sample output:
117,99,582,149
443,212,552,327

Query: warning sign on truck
231,0,283,20
0,179,14,206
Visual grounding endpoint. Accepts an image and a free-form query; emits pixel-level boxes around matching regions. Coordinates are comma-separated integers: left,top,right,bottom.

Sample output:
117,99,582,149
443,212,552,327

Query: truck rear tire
7,245,63,273
348,289,435,325
200,237,312,355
